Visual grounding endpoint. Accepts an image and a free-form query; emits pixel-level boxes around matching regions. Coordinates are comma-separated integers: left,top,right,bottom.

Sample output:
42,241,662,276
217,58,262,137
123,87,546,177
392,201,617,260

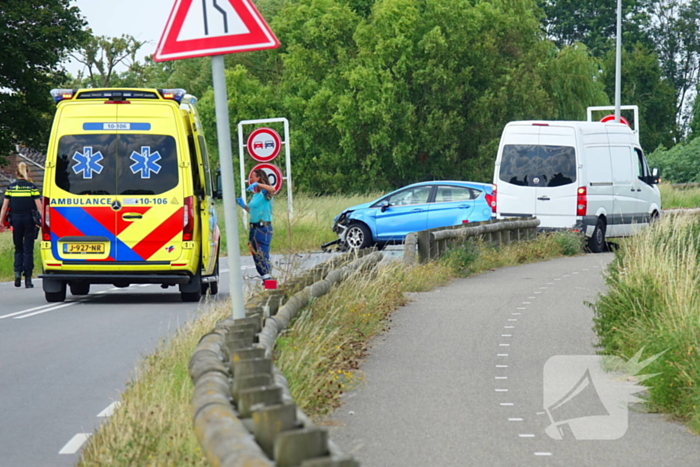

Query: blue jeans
249,225,272,277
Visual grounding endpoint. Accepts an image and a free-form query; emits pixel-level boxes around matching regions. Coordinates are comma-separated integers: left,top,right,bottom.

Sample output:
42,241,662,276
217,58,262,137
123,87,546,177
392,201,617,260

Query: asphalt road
0,251,332,467
328,253,700,466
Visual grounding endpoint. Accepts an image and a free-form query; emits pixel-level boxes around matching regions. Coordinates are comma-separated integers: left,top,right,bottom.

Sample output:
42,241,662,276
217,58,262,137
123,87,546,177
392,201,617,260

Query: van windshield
55,135,178,195
499,144,576,187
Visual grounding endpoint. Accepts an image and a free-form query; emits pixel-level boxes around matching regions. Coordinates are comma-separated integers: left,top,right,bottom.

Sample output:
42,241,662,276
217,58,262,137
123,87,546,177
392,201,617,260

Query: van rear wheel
70,282,90,296
45,283,67,303
181,267,203,302
588,218,606,253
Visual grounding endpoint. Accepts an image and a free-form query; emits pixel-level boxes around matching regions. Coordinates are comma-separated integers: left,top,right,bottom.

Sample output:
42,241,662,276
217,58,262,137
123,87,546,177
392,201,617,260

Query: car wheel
181,266,203,302
587,217,606,253
345,223,372,250
69,282,90,296
45,282,67,303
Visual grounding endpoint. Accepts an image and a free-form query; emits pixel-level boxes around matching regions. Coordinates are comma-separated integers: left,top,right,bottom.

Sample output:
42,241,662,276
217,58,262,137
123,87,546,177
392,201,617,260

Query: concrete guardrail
190,249,382,467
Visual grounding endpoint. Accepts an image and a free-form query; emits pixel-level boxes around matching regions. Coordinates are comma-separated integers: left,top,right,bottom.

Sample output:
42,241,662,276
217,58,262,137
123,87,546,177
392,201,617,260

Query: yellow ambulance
39,88,220,302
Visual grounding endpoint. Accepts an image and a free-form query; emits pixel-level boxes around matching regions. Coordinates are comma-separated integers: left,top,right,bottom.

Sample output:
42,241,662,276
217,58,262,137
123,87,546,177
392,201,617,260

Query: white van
492,106,661,252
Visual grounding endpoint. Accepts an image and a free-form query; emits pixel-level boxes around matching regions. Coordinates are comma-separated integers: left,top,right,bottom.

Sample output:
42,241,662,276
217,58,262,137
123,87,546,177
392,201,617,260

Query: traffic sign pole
212,55,246,320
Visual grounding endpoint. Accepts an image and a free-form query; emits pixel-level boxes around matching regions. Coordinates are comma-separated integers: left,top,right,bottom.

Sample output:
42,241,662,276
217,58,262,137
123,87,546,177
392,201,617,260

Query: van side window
188,135,203,194
634,148,651,184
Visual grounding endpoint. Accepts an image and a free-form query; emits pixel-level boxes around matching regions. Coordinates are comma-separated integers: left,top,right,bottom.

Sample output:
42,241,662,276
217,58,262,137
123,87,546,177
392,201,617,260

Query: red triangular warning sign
154,0,279,62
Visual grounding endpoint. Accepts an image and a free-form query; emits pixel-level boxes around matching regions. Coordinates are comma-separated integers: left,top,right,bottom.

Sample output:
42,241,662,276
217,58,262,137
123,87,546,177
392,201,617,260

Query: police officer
0,162,42,288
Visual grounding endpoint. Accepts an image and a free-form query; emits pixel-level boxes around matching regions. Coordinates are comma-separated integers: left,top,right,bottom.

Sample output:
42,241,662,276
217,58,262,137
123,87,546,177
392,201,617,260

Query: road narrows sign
154,0,279,62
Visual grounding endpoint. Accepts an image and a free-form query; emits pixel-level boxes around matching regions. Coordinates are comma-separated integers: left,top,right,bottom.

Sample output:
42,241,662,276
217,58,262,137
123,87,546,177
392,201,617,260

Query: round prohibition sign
246,127,282,162
600,114,630,126
249,163,283,193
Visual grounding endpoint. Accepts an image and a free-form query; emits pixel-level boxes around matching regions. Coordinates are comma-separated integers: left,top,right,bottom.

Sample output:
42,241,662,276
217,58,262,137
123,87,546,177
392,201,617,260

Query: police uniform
3,179,41,286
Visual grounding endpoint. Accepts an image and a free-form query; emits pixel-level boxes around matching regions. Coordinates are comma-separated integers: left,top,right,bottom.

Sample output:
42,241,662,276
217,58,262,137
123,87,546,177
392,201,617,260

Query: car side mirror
212,168,223,199
379,200,390,212
651,167,661,184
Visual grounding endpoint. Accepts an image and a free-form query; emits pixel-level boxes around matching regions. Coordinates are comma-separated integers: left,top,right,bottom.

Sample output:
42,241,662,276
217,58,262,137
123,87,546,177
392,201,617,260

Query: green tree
600,43,677,151
0,0,87,161
69,31,145,87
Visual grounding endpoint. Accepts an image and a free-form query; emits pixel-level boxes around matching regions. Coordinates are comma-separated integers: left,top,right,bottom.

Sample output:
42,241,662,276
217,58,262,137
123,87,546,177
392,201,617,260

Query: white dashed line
523,301,531,304
504,326,514,329
528,296,535,299
497,353,508,356
508,319,518,321
534,291,542,294
508,418,523,421
517,307,526,310
534,452,552,456
501,334,512,337
512,313,521,315
97,401,121,417
59,433,91,454
519,434,535,438
495,389,508,392
495,376,508,380
496,365,508,368
572,272,579,275
499,343,510,347
546,282,554,285
554,278,561,281
539,287,547,289
500,402,514,406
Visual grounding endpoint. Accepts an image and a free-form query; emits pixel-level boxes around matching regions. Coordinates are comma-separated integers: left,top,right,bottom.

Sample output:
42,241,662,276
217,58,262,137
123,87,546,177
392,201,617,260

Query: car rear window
55,134,178,195
499,144,576,187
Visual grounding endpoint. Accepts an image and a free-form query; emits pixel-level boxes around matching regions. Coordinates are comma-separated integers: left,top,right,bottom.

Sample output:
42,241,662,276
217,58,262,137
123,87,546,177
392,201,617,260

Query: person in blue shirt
236,169,277,280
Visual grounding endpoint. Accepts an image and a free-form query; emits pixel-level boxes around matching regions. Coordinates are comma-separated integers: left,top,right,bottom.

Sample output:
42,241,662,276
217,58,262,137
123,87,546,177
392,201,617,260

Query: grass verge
591,213,700,433
78,231,584,464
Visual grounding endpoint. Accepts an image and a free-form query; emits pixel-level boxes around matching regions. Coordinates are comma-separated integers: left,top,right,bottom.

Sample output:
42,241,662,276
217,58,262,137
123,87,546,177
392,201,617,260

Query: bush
647,137,700,183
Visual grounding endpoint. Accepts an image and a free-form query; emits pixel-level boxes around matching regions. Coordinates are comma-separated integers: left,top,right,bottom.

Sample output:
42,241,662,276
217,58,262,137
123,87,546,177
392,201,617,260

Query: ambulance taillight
42,197,51,241
183,196,194,241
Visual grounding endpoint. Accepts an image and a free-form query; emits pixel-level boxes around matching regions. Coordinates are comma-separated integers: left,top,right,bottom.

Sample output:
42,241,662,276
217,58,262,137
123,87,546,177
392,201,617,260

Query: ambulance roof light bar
158,89,187,103
50,89,76,103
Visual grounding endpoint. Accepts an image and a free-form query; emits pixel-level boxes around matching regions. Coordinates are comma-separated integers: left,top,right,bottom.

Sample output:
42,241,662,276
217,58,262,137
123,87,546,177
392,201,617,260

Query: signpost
155,0,280,319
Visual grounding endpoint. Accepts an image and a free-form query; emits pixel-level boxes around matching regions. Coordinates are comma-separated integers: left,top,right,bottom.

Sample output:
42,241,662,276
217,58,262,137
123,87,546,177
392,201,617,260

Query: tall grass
592,213,700,432
659,183,700,208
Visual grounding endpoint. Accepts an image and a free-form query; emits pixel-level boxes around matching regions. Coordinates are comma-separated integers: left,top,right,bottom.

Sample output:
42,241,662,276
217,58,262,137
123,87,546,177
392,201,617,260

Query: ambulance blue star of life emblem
130,146,162,179
72,147,104,179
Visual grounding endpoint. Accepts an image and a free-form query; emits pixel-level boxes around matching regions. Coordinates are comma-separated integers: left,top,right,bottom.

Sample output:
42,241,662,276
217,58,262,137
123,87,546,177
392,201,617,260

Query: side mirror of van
651,167,661,185
213,168,223,199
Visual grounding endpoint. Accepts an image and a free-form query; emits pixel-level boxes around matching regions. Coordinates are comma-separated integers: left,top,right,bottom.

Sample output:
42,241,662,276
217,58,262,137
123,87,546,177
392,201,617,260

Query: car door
374,185,433,240
427,185,477,228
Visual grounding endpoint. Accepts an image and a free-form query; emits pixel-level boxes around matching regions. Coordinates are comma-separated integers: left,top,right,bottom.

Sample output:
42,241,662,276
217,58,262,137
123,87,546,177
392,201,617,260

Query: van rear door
533,126,578,227
111,104,185,264
496,125,539,218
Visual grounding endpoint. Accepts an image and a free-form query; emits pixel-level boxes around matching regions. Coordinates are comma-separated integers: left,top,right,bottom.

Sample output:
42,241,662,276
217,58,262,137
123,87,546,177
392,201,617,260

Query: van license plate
63,243,105,254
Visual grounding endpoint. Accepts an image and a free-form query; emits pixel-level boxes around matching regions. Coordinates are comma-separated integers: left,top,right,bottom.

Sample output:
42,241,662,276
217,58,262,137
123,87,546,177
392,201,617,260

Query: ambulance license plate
63,243,105,254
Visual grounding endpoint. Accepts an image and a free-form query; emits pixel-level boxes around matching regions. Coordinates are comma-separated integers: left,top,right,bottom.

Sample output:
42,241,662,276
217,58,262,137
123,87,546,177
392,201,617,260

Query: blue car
326,181,496,251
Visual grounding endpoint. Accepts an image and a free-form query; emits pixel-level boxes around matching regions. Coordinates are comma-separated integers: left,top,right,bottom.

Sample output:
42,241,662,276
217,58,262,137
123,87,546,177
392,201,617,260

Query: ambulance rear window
499,144,576,187
55,135,179,195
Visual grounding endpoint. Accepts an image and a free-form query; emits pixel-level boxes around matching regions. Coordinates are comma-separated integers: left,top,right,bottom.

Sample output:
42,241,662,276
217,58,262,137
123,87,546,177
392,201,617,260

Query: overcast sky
66,0,175,75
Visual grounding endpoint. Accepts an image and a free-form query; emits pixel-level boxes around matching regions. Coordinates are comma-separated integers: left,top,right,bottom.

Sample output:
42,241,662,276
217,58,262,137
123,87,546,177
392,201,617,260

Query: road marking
554,278,561,281
517,307,526,309
512,313,521,315
501,334,512,337
522,301,531,304
496,365,508,368
539,286,547,289
504,325,514,329
534,452,552,456
508,418,523,421
534,291,542,294
563,275,570,277
499,343,510,347
0,302,62,320
546,282,554,285
15,302,79,319
572,272,579,275
497,353,509,356
519,434,535,438
495,388,508,392
495,376,508,380
582,268,589,271
508,318,518,321
98,401,121,417
500,402,514,406
59,433,91,454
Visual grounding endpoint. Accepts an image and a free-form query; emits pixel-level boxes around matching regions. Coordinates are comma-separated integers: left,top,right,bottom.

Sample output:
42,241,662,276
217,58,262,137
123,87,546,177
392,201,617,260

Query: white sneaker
262,274,272,280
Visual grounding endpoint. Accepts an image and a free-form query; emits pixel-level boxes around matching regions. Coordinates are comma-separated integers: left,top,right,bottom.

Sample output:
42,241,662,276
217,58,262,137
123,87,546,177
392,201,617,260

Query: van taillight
576,187,587,216
42,197,51,241
485,185,497,213
183,197,194,241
